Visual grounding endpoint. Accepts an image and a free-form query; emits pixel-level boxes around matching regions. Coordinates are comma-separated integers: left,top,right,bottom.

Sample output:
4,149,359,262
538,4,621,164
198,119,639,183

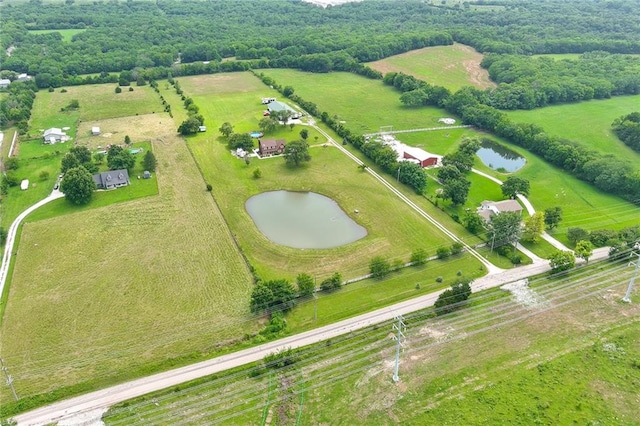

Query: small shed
20,179,29,191
198,126,207,132
92,127,101,136
143,171,151,179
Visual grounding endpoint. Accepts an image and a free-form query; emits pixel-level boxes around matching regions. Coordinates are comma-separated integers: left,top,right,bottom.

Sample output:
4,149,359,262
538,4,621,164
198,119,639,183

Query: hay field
0,116,257,401
174,73,470,281
75,114,172,148
367,43,495,91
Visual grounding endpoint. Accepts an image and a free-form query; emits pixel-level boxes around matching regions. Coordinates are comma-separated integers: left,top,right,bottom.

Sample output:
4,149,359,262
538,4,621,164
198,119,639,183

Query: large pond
476,139,526,172
245,191,367,249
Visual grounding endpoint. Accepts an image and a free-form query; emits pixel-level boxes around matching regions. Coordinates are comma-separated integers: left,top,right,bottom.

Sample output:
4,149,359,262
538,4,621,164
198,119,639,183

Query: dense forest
1,0,640,81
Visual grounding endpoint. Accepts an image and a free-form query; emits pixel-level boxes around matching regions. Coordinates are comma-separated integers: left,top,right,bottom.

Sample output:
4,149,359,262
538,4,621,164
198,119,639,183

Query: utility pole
0,357,18,401
313,277,317,322
622,249,640,303
391,315,406,383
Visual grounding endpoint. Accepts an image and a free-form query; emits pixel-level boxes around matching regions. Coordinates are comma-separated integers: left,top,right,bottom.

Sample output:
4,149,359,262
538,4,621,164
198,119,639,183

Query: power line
622,247,640,303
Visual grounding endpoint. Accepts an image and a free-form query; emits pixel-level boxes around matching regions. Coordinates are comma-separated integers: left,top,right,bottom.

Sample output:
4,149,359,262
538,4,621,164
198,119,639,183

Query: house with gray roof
267,101,301,119
477,199,523,222
93,169,130,190
43,128,71,144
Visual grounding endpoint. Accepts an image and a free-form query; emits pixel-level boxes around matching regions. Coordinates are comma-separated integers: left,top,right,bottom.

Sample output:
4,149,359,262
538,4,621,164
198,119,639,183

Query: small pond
245,191,367,249
476,139,526,172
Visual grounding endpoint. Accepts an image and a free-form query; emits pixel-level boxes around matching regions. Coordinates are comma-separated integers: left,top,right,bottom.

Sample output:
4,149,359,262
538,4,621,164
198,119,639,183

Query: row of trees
436,137,478,206
0,80,37,132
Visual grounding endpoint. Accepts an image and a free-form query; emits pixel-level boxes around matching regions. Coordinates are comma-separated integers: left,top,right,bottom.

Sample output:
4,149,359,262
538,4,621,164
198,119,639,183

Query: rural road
0,190,64,309
9,122,599,425
12,247,610,426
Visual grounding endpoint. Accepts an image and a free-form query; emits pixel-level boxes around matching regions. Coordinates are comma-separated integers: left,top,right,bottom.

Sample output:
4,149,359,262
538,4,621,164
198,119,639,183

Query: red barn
402,146,440,167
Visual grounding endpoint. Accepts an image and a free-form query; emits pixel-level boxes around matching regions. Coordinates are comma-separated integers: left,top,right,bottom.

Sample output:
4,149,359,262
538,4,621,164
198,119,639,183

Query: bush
434,282,472,316
436,276,443,283
115,86,122,93
436,246,451,259
253,168,262,179
511,254,522,265
206,183,213,191
369,256,391,279
450,242,463,255
39,171,50,181
589,229,617,247
410,248,428,266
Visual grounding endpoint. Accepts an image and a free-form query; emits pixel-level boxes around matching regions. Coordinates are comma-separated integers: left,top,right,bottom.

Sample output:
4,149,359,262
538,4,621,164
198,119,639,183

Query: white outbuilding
92,127,101,136
20,179,29,191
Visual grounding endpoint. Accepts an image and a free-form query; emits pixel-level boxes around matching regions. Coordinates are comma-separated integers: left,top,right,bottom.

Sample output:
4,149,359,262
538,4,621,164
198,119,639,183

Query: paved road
0,190,64,310
14,247,613,426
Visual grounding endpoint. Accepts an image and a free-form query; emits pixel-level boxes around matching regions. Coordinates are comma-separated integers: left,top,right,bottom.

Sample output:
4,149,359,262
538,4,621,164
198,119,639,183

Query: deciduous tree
219,122,234,138
549,250,576,274
296,273,314,298
575,240,594,264
544,206,563,230
487,211,522,249
284,140,311,167
369,256,390,279
250,279,297,314
523,212,544,242
60,166,96,205
501,176,530,198
410,248,428,266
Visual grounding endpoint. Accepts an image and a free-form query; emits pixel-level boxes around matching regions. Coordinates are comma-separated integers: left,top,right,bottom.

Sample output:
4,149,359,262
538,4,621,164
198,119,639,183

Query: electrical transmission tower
1,357,18,401
391,315,406,383
622,248,640,303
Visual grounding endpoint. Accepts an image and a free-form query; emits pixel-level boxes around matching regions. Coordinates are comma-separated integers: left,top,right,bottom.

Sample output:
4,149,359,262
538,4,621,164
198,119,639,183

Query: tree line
383,73,640,204
3,0,640,84
612,112,640,153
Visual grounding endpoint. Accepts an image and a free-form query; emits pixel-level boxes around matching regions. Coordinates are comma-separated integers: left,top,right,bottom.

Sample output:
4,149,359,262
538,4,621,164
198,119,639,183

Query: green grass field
28,28,86,42
101,262,639,426
260,69,640,241
506,94,640,162
0,115,257,405
173,73,474,282
367,42,495,91
1,86,164,229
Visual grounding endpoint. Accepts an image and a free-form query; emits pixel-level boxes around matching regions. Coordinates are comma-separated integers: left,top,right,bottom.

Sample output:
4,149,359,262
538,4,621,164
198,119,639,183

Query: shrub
436,276,443,283
450,242,463,255
206,183,213,191
436,246,451,259
253,168,262,179
115,86,122,93
410,248,428,266
369,256,391,279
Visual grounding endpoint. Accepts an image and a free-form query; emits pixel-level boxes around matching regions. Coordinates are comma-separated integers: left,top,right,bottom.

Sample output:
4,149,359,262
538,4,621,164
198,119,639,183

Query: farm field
506,94,640,162
1,86,165,229
28,28,85,42
102,260,639,425
173,73,475,282
367,42,495,91
0,115,257,406
260,69,640,240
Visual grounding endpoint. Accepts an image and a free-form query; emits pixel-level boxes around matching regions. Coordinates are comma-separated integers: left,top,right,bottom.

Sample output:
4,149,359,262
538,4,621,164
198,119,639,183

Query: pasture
0,116,257,404
28,28,86,42
506,94,640,162
260,69,640,239
367,43,495,91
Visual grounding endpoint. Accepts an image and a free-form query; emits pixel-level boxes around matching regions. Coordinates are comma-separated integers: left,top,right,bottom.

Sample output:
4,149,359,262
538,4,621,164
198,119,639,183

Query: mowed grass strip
506,94,640,162
0,117,257,400
367,43,495,91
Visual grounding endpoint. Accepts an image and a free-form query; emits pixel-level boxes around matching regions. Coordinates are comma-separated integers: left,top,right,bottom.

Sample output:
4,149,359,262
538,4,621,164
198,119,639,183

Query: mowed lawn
367,43,495,91
506,95,640,162
174,73,463,282
0,117,257,401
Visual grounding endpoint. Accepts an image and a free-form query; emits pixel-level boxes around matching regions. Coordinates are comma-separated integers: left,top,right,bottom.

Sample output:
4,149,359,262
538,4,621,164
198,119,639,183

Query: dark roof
259,139,286,151
93,169,130,188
